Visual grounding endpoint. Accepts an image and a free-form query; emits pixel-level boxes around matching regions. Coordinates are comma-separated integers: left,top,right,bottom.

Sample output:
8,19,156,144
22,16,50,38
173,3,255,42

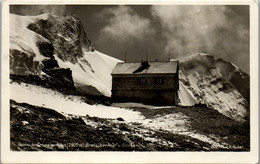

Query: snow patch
143,113,190,133
10,82,144,122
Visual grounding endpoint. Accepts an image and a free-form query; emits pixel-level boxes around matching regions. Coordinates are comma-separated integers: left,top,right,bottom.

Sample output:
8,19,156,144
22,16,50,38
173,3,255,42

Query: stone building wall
112,74,178,105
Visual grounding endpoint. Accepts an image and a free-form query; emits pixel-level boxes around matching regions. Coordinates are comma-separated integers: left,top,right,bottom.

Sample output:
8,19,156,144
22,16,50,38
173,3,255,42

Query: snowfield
10,82,144,122
55,50,120,97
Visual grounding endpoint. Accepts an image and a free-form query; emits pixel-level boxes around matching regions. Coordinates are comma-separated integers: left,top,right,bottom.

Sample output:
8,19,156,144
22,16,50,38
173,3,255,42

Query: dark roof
112,61,178,75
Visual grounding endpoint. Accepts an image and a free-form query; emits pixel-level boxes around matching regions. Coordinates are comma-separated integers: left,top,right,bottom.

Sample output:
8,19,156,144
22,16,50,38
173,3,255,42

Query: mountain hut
111,61,179,106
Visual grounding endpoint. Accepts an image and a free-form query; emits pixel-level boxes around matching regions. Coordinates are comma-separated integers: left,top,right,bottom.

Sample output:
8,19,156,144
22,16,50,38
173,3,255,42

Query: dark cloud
96,6,154,42
151,5,249,72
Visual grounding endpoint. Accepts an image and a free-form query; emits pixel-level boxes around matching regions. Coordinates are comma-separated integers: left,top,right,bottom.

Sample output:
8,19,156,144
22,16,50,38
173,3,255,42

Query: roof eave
111,73,177,76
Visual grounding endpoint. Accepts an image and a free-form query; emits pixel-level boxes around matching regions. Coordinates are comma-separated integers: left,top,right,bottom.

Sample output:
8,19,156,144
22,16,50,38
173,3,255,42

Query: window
155,78,163,85
140,78,148,85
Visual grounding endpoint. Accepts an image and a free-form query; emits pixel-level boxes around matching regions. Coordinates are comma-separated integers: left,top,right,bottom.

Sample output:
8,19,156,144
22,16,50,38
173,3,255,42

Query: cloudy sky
10,5,249,73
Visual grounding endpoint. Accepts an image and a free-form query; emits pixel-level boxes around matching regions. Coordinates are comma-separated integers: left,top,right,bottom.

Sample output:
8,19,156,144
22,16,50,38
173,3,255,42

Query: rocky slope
10,13,120,96
10,81,249,151
27,13,94,63
11,100,210,151
178,53,249,122
10,98,249,151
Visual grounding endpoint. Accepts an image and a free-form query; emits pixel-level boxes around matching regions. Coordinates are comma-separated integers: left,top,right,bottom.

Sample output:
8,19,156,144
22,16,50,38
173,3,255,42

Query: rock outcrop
10,13,120,96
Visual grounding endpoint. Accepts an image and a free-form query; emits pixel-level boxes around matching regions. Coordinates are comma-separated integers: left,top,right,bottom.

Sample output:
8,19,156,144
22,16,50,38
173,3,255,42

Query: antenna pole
169,50,171,61
146,49,148,62
125,50,126,63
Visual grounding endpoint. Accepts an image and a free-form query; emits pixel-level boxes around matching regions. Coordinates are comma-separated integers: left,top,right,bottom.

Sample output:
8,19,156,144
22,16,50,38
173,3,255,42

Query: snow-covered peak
10,13,50,75
178,53,211,61
25,13,94,63
177,53,249,122
10,13,121,96
30,13,52,20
